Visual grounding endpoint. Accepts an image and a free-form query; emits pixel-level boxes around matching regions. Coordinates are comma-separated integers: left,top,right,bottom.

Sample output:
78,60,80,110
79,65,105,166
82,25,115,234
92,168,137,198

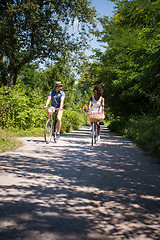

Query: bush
61,109,85,133
108,115,160,161
108,117,126,135
124,116,160,160
0,85,86,136
0,86,46,129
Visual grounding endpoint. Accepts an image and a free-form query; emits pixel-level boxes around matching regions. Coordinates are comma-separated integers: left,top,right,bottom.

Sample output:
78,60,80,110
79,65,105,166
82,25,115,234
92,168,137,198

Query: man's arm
59,96,65,110
44,96,51,108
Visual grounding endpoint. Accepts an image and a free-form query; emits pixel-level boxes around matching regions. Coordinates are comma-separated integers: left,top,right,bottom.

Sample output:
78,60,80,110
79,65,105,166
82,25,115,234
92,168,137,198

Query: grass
4,127,45,137
0,128,23,153
0,127,46,154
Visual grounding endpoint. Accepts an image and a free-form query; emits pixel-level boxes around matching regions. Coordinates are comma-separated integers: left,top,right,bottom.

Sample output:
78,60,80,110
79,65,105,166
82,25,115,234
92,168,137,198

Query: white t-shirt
90,96,102,113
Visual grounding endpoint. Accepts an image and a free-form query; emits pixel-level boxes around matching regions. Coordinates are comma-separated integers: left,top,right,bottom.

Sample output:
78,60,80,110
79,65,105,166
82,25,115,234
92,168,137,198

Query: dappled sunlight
0,126,160,239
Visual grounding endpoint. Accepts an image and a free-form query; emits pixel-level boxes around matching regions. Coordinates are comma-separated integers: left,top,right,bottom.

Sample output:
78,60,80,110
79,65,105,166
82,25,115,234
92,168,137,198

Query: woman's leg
97,122,100,136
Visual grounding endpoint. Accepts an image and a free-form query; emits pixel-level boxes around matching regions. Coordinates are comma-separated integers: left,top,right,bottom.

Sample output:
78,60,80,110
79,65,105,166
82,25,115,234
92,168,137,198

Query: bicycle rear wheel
44,119,53,144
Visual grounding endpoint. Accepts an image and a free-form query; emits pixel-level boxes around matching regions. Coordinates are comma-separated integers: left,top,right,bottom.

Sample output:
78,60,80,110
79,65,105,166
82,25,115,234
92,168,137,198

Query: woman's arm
88,97,92,111
101,97,104,112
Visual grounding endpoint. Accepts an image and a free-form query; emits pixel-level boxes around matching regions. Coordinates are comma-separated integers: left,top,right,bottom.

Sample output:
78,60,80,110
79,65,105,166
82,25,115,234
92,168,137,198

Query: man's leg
48,107,55,119
57,110,63,133
57,119,61,133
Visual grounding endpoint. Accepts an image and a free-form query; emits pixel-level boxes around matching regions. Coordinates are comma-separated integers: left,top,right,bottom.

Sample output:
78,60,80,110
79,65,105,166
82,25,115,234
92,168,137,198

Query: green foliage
108,117,126,135
17,63,40,88
0,85,46,129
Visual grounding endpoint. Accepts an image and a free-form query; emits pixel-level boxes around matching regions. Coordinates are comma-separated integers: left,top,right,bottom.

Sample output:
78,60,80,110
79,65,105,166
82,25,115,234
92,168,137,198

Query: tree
90,0,160,117
0,0,96,86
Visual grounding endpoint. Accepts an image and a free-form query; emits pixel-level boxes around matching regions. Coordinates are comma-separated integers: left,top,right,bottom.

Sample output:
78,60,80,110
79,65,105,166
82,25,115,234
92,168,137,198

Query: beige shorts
48,107,63,120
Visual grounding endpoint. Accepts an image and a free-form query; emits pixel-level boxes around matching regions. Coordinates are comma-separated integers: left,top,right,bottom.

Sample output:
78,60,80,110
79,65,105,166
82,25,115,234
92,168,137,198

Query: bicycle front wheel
44,119,53,144
94,124,97,144
91,123,95,146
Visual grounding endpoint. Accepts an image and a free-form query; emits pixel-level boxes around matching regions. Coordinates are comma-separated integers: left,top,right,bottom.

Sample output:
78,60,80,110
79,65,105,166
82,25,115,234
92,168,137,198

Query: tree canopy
0,0,96,86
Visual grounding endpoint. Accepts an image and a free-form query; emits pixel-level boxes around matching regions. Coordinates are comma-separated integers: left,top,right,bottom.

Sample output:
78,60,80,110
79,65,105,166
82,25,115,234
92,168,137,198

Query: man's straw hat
55,81,63,87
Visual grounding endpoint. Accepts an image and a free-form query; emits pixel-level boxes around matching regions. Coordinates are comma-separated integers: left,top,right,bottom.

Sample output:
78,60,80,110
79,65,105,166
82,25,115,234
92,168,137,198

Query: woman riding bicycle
88,85,104,141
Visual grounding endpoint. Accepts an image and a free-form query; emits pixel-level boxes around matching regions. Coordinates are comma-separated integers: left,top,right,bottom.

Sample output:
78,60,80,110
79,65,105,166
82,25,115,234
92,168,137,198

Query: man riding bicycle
44,81,65,140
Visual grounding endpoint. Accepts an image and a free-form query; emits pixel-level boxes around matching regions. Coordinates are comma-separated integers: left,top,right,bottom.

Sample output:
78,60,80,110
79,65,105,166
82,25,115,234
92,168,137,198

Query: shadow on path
0,126,160,240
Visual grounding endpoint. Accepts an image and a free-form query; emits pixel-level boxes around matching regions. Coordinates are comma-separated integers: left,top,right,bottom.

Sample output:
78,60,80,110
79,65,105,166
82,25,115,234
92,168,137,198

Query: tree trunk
8,69,18,87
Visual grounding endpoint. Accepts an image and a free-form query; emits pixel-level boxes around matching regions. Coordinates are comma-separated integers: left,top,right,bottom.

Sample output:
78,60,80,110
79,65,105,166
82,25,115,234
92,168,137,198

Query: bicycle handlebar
44,106,60,110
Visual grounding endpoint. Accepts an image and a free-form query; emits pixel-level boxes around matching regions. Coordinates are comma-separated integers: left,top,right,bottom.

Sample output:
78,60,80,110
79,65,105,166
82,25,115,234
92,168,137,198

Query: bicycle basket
87,113,104,122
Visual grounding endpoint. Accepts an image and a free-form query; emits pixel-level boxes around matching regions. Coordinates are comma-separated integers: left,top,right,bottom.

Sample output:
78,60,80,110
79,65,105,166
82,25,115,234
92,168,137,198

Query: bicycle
44,107,59,144
87,112,104,146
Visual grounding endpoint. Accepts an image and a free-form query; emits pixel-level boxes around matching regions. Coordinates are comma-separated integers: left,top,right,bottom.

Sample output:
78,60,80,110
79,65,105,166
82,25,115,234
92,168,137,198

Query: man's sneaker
56,133,60,140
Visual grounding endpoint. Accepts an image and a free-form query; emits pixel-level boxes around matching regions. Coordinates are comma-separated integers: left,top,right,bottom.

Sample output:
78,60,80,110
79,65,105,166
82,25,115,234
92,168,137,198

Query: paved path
0,126,160,240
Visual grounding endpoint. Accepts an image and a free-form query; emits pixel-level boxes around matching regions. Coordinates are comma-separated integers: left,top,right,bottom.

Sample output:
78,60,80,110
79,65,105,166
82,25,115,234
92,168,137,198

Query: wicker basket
87,113,104,122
